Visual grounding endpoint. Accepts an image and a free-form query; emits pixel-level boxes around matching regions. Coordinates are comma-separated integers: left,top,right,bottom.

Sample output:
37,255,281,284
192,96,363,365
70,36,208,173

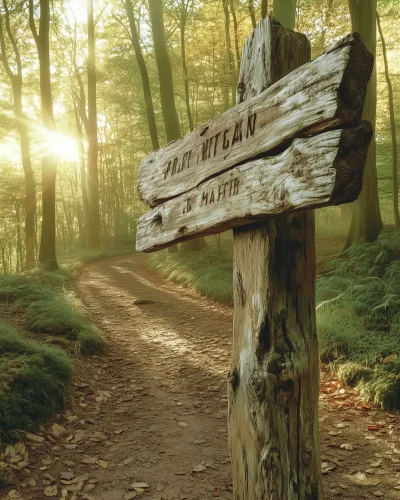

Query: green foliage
0,270,107,355
148,237,234,305
0,324,72,442
317,230,400,409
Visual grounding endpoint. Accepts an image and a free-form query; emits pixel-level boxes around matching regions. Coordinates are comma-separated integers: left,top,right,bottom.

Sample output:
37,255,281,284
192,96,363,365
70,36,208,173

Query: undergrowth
317,230,400,409
148,231,400,409
0,323,71,441
0,271,106,355
0,250,116,442
148,237,234,304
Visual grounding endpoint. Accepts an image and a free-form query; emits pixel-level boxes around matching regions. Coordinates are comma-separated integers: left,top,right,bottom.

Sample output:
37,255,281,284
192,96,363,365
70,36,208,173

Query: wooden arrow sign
136,32,373,253
136,124,372,252
137,33,373,209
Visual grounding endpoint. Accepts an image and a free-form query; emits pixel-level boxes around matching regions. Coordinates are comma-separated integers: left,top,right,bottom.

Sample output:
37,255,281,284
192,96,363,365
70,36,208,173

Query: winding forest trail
5,254,399,500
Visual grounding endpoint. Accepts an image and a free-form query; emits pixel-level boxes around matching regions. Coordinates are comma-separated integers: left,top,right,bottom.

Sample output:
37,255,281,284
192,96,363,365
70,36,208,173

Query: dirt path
2,254,400,500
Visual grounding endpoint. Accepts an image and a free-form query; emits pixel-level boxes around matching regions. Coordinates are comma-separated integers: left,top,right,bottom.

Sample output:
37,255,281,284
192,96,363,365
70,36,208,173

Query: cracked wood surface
229,17,323,500
137,30,372,208
136,124,372,253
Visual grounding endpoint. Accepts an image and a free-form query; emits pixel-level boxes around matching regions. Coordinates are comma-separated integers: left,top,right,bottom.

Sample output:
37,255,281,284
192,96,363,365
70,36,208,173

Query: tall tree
261,0,268,19
148,0,181,143
229,0,240,69
222,0,235,108
0,0,36,268
178,0,194,132
273,0,296,28
148,0,181,252
87,0,101,249
125,0,159,150
248,0,256,27
344,0,382,247
377,11,399,230
29,0,58,270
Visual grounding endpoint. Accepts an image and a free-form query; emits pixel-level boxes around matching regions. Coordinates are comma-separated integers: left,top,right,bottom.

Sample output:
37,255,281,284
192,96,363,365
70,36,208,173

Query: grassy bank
148,231,400,410
0,250,118,442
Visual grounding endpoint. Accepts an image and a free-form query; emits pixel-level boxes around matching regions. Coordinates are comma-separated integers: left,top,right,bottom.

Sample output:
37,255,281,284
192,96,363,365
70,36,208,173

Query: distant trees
377,10,399,230
248,0,256,27
125,0,159,150
0,0,36,268
344,0,383,248
87,0,101,250
273,0,296,28
29,0,58,270
148,0,181,144
0,0,399,272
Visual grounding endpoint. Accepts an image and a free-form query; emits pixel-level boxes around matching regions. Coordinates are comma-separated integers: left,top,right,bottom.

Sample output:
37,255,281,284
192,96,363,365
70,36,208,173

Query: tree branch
28,0,39,47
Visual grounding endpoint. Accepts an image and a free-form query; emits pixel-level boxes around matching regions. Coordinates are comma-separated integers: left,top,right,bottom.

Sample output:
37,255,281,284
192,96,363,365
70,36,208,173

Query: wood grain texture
229,17,322,500
136,124,372,252
137,27,373,207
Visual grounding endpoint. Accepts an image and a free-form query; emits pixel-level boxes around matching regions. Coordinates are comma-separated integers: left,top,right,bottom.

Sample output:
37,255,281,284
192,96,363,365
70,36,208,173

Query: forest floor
2,254,400,500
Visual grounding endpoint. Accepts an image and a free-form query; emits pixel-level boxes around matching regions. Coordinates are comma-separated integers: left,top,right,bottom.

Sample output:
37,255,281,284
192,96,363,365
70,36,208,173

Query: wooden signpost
136,17,373,500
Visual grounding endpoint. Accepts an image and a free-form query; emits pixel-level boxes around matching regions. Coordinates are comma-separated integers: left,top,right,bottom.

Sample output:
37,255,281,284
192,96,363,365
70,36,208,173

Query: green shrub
317,231,400,409
0,324,72,442
0,273,106,355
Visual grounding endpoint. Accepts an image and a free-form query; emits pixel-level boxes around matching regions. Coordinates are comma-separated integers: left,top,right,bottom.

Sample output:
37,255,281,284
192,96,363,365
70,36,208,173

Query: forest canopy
0,0,399,271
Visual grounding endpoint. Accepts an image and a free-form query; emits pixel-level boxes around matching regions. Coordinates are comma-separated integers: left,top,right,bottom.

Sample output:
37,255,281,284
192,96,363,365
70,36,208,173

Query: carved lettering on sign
200,178,240,208
163,114,257,181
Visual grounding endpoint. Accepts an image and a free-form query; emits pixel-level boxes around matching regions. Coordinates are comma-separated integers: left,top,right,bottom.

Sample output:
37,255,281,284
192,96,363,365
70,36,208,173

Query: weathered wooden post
135,16,373,500
228,18,318,499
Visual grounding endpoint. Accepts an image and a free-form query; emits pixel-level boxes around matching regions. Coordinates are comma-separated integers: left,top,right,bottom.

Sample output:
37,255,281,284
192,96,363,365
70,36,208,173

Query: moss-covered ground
0,249,132,442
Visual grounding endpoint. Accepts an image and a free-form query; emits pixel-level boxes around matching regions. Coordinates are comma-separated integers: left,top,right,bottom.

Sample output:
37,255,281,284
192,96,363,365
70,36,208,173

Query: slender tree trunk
230,0,241,69
15,203,22,272
0,241,6,275
180,6,194,132
87,0,101,249
29,0,58,270
344,0,382,248
273,0,296,28
261,0,268,19
377,11,399,230
148,0,181,143
222,0,235,105
13,89,36,269
248,0,256,28
72,96,90,245
0,1,37,269
125,0,159,150
148,0,181,252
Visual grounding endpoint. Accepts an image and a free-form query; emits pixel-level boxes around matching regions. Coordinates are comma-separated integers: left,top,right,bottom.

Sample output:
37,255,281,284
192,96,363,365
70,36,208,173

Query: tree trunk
125,0,159,150
230,0,241,69
229,17,322,499
273,0,296,28
180,4,194,132
29,0,58,270
222,0,235,105
13,88,36,269
344,0,382,247
87,0,101,250
0,1,37,269
261,0,268,19
15,203,22,272
72,96,90,245
148,0,181,143
248,0,256,28
377,11,399,230
148,0,182,253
